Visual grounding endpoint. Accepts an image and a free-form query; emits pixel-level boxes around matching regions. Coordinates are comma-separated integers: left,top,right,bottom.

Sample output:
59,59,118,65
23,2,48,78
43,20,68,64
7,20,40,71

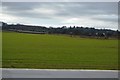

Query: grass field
2,32,118,70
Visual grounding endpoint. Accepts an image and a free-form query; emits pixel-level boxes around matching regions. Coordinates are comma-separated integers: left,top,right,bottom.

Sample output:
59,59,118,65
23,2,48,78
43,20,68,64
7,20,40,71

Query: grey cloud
2,2,118,13
2,2,118,23
92,15,118,22
2,2,40,11
59,2,118,18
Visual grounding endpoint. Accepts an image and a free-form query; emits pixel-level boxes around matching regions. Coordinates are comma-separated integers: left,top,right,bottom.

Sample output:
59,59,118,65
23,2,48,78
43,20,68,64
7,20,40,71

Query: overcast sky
1,2,118,30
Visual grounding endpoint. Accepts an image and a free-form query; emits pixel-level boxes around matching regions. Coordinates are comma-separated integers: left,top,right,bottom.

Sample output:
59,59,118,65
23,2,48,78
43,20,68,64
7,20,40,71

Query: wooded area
2,22,120,39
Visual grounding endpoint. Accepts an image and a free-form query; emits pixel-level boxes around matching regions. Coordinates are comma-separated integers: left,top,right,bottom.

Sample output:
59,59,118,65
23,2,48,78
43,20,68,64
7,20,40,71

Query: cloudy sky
1,2,118,30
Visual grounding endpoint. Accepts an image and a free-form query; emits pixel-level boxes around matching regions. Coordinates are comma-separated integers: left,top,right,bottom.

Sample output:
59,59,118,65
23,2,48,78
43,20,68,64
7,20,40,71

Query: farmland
2,32,118,70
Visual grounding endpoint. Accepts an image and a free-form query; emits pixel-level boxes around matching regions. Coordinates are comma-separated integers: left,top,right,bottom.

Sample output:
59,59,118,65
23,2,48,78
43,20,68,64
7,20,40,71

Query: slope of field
2,32,118,70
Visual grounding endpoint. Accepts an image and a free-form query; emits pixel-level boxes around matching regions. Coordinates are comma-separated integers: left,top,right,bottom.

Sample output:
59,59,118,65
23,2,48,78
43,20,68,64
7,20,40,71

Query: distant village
1,22,120,39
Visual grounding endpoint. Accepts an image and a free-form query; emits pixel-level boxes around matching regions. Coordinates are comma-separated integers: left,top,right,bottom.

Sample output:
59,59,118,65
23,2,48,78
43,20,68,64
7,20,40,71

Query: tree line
2,22,120,39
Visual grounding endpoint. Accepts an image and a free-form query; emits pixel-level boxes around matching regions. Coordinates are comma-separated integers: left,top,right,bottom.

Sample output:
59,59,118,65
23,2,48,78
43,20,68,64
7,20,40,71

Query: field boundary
2,68,119,72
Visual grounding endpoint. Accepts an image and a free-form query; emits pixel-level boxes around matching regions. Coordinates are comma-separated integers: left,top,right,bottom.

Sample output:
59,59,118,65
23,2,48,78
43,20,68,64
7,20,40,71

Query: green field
2,32,118,70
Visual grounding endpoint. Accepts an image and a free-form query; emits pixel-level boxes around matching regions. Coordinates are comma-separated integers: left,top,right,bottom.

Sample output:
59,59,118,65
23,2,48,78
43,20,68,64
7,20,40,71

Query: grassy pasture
2,32,118,70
